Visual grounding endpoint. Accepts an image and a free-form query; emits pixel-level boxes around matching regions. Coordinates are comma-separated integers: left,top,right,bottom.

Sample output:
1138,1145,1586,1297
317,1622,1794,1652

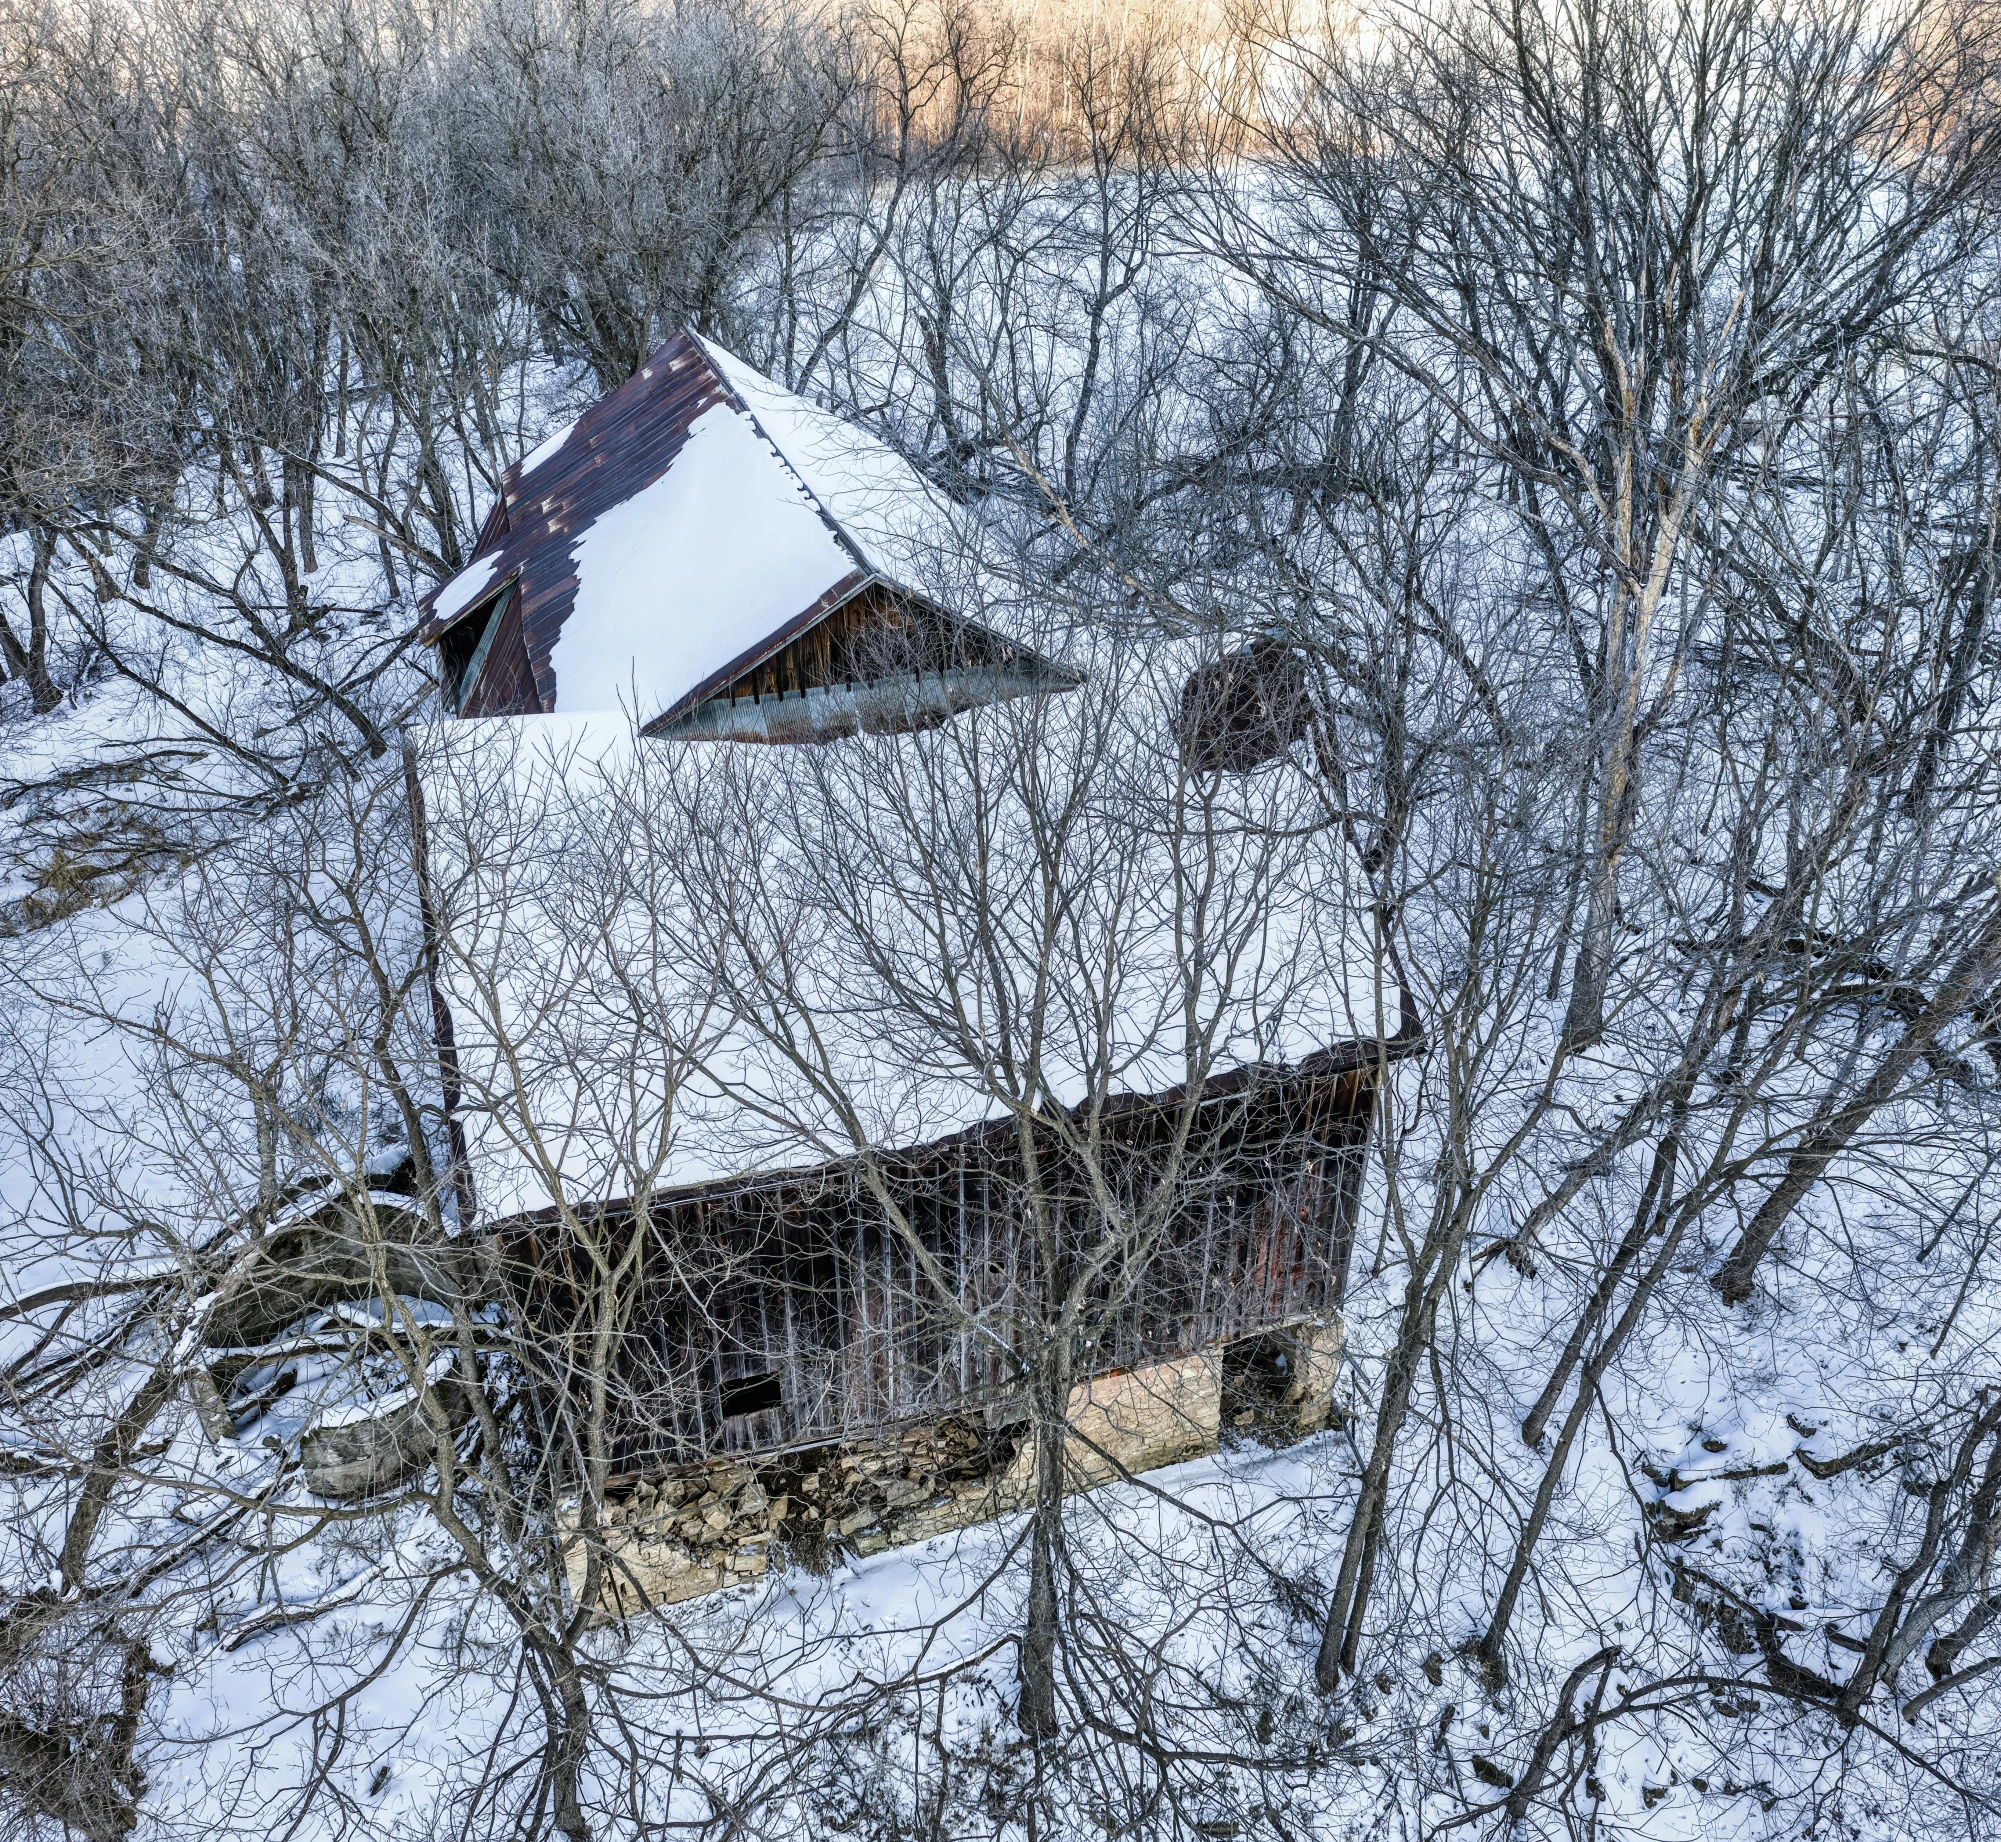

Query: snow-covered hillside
7,0,2001,1835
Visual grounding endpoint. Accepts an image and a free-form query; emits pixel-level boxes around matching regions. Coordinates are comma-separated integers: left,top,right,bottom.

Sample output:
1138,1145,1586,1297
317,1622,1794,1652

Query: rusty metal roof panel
415,332,966,726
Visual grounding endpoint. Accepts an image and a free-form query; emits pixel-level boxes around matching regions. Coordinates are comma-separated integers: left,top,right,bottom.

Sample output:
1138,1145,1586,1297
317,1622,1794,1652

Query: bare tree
1210,0,2001,1047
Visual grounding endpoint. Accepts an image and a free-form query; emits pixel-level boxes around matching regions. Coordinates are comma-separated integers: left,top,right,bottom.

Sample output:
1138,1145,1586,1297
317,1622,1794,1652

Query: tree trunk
1315,1199,1473,1688
1017,1340,1071,1738
1480,1210,1690,1675
59,1360,182,1594
546,1656,594,1842
0,526,61,713
1520,1125,1680,1447
1716,895,2001,1303
1558,854,1618,1052
1559,711,1643,1051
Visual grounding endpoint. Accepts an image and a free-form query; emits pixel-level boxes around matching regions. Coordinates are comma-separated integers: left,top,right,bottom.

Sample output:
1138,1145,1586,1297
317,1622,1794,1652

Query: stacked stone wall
575,1315,1344,1617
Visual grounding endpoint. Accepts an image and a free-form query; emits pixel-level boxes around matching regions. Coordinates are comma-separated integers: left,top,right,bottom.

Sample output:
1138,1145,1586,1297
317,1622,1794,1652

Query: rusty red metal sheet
417,332,755,713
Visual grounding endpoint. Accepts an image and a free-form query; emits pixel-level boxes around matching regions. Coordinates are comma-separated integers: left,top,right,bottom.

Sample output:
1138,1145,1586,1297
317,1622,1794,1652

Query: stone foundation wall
1000,1349,1223,1496
1281,1315,1344,1433
570,1416,1019,1614
574,1318,1343,1617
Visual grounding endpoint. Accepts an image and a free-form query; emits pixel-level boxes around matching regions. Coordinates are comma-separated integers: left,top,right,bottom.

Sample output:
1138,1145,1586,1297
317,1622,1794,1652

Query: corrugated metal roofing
416,332,960,726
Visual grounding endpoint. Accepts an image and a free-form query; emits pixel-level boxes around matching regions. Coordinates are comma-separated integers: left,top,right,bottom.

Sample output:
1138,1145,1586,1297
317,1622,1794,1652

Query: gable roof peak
416,332,966,725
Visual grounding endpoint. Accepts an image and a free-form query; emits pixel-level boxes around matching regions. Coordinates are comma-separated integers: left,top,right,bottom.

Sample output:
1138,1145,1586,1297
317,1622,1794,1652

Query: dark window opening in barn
439,584,516,713
720,1369,785,1419
646,587,1080,744
1178,639,1312,776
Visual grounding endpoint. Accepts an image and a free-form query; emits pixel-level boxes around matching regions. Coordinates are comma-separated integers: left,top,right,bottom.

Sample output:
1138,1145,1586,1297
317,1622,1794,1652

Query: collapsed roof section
417,332,1075,736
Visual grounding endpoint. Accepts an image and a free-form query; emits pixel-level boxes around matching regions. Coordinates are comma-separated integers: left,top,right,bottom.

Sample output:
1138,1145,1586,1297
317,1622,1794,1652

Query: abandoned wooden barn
413,333,1418,1602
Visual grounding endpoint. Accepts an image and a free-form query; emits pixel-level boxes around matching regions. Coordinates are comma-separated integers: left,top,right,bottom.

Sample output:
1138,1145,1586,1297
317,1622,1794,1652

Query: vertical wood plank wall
499,1065,1378,1477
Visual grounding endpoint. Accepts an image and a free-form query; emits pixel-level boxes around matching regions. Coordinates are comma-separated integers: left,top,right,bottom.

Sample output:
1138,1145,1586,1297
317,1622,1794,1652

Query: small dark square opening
720,1369,784,1419
1220,1329,1297,1432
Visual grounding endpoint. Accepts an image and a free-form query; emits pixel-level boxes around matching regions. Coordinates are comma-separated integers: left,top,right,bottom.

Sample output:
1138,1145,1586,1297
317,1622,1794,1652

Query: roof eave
637,567,877,736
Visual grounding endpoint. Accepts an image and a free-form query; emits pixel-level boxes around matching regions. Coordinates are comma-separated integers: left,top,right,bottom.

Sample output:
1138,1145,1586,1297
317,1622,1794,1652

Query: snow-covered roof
416,333,974,728
411,648,1415,1225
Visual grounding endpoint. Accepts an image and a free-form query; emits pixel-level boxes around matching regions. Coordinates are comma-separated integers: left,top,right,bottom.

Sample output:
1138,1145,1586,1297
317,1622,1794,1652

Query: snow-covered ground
4,294,2000,1842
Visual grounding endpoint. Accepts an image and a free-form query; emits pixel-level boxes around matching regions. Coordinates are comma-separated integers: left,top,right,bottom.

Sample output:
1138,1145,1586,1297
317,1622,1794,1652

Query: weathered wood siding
496,1061,1378,1477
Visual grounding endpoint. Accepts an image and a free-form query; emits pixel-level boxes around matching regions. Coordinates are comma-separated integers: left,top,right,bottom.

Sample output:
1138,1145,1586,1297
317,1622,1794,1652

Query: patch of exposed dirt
0,749,207,937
